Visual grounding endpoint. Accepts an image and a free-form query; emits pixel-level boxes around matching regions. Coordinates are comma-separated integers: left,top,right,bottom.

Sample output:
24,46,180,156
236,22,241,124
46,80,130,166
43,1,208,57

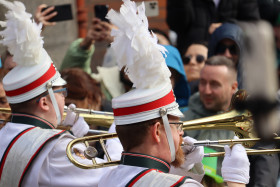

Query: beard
171,136,185,167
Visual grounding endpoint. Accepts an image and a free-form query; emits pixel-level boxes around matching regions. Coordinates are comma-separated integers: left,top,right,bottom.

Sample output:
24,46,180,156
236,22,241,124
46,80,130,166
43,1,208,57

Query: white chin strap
160,108,176,162
47,82,61,126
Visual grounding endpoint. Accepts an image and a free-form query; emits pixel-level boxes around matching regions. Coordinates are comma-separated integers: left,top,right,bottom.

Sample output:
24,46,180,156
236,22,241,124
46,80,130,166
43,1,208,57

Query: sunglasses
182,55,205,65
169,121,183,132
216,43,238,55
36,88,68,102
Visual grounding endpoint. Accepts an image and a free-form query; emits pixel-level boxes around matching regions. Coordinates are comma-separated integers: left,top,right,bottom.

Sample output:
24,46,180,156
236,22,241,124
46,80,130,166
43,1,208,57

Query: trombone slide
205,149,280,157
193,137,280,147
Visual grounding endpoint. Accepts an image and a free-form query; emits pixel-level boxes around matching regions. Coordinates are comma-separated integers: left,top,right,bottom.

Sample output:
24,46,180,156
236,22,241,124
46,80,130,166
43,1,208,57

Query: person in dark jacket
166,0,260,55
208,22,244,88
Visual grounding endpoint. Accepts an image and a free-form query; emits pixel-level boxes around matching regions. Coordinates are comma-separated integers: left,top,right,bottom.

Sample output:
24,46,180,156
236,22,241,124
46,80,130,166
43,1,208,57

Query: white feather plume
0,0,43,66
107,0,171,89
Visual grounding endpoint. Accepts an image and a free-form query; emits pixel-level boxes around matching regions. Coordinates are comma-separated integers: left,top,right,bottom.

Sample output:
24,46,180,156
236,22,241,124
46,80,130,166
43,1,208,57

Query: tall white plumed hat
107,0,183,161
0,0,66,124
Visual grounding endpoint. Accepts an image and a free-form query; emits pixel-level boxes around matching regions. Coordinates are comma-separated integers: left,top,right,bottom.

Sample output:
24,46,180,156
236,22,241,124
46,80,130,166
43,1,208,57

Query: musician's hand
181,136,204,171
222,141,250,184
62,103,77,126
62,104,89,138
71,116,89,138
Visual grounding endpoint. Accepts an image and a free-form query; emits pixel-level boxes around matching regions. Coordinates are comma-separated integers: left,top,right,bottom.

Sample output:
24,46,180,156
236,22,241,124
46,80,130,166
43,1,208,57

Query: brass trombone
0,106,114,128
64,106,278,169
65,131,280,169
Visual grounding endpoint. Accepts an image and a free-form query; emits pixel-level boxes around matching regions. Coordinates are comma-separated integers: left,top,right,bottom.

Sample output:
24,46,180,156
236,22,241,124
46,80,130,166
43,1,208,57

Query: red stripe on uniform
0,127,36,181
122,152,170,169
18,130,66,186
113,90,175,116
171,176,185,187
127,169,157,187
5,64,56,97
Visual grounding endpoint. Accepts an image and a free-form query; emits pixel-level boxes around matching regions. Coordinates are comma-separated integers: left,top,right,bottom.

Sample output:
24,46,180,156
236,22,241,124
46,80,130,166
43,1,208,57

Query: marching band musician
0,0,115,186
99,0,250,186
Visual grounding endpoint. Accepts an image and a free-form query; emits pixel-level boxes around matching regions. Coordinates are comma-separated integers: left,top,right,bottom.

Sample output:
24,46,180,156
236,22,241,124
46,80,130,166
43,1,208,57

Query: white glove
222,141,250,184
62,104,78,126
62,104,89,138
181,136,204,171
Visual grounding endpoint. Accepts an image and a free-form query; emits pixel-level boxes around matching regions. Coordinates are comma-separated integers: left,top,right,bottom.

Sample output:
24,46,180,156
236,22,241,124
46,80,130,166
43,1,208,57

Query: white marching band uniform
0,114,114,187
99,152,203,187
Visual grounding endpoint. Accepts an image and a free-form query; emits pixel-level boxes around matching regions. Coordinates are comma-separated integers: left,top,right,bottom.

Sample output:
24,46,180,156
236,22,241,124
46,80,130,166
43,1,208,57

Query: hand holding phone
94,5,109,22
86,18,114,43
41,4,73,22
35,4,57,26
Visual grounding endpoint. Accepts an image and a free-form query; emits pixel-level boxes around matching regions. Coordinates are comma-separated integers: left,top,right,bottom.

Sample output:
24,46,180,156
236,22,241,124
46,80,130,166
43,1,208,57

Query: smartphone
42,4,73,22
94,5,109,22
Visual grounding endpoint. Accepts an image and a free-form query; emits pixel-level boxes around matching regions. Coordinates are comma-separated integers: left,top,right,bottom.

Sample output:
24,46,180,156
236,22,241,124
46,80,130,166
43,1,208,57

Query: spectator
166,0,260,55
165,45,191,111
182,56,237,140
60,17,123,112
61,68,103,111
60,17,114,74
182,56,238,176
208,22,244,88
182,42,208,95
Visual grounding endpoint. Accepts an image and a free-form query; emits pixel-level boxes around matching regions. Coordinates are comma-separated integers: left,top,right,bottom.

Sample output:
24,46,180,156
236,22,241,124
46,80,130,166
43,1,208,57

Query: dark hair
182,41,208,57
116,117,162,151
61,68,103,109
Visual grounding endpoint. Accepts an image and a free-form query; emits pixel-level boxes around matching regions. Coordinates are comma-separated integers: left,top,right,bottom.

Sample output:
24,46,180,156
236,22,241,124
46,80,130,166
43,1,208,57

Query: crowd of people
0,0,280,186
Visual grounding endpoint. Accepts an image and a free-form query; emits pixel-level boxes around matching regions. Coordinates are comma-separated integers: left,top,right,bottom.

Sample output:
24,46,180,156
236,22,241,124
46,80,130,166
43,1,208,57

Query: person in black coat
166,0,260,55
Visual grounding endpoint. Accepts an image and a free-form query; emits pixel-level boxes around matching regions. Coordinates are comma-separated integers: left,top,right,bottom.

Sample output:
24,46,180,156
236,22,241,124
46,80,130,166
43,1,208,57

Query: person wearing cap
98,1,250,186
0,1,116,186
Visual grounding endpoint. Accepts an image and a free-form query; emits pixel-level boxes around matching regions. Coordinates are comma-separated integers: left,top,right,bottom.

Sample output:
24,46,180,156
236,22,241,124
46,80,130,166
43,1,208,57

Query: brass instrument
64,106,277,169
66,133,120,169
63,90,278,169
182,109,254,147
0,107,114,128
65,131,280,169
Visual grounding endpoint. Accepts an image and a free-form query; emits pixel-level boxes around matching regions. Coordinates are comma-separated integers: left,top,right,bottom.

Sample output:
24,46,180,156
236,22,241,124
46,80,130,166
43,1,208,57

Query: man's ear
37,96,49,112
232,81,238,93
151,122,162,143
